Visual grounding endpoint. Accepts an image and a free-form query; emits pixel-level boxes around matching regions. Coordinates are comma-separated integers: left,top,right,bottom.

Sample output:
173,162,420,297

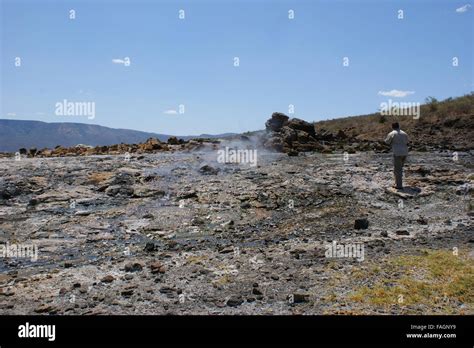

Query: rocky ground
0,144,472,315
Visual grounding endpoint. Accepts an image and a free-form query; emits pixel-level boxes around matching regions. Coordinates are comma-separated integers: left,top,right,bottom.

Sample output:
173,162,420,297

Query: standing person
385,122,409,190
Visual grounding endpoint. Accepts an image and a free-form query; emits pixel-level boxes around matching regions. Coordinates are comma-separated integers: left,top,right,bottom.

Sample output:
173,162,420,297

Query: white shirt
385,129,409,156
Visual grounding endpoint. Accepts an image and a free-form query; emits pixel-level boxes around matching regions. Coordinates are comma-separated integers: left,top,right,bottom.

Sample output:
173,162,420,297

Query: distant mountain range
0,120,235,152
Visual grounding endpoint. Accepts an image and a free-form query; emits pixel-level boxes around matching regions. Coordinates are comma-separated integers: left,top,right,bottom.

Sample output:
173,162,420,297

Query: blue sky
1,0,472,135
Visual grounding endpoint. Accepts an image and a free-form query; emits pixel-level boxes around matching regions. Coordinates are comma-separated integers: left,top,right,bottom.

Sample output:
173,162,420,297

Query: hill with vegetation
315,93,474,151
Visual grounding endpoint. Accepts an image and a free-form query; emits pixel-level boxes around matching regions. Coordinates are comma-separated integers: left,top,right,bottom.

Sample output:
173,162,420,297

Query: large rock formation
263,112,322,154
262,112,390,154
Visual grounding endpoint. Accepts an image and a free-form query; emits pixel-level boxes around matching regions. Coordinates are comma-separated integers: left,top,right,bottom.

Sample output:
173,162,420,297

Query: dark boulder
265,112,289,132
199,165,219,175
124,262,143,272
286,118,316,138
226,296,244,307
140,138,163,151
354,218,369,230
167,136,179,145
29,148,37,157
280,126,298,144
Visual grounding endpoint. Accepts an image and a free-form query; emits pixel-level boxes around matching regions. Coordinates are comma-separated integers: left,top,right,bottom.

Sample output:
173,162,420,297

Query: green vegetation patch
350,249,473,309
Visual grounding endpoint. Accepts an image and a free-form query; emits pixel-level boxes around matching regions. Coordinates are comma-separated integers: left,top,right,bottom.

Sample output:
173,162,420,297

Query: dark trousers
393,155,407,188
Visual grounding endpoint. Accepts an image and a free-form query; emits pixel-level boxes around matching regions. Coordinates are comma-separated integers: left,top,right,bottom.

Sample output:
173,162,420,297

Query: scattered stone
177,190,197,199
354,218,369,230
124,263,143,272
159,286,175,294
144,242,156,252
121,289,134,297
417,216,428,225
240,202,251,209
226,296,244,307
149,262,166,274
101,275,115,283
199,165,219,175
105,185,134,197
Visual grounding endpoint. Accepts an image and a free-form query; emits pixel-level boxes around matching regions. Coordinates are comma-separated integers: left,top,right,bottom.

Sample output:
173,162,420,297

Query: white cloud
112,58,131,66
456,4,471,13
163,109,178,115
378,90,415,98
6,112,16,116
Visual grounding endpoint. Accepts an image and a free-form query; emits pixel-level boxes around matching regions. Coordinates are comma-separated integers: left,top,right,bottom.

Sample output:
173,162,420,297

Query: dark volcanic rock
29,148,38,157
121,289,134,297
105,185,134,197
144,242,156,252
167,136,179,145
101,275,115,283
0,181,22,199
287,118,316,138
199,165,219,175
280,126,298,144
226,296,244,307
177,189,198,199
124,263,143,272
354,218,369,230
265,112,289,132
263,113,323,154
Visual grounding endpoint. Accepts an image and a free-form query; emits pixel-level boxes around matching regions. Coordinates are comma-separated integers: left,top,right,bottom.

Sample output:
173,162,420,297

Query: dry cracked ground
0,146,473,315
